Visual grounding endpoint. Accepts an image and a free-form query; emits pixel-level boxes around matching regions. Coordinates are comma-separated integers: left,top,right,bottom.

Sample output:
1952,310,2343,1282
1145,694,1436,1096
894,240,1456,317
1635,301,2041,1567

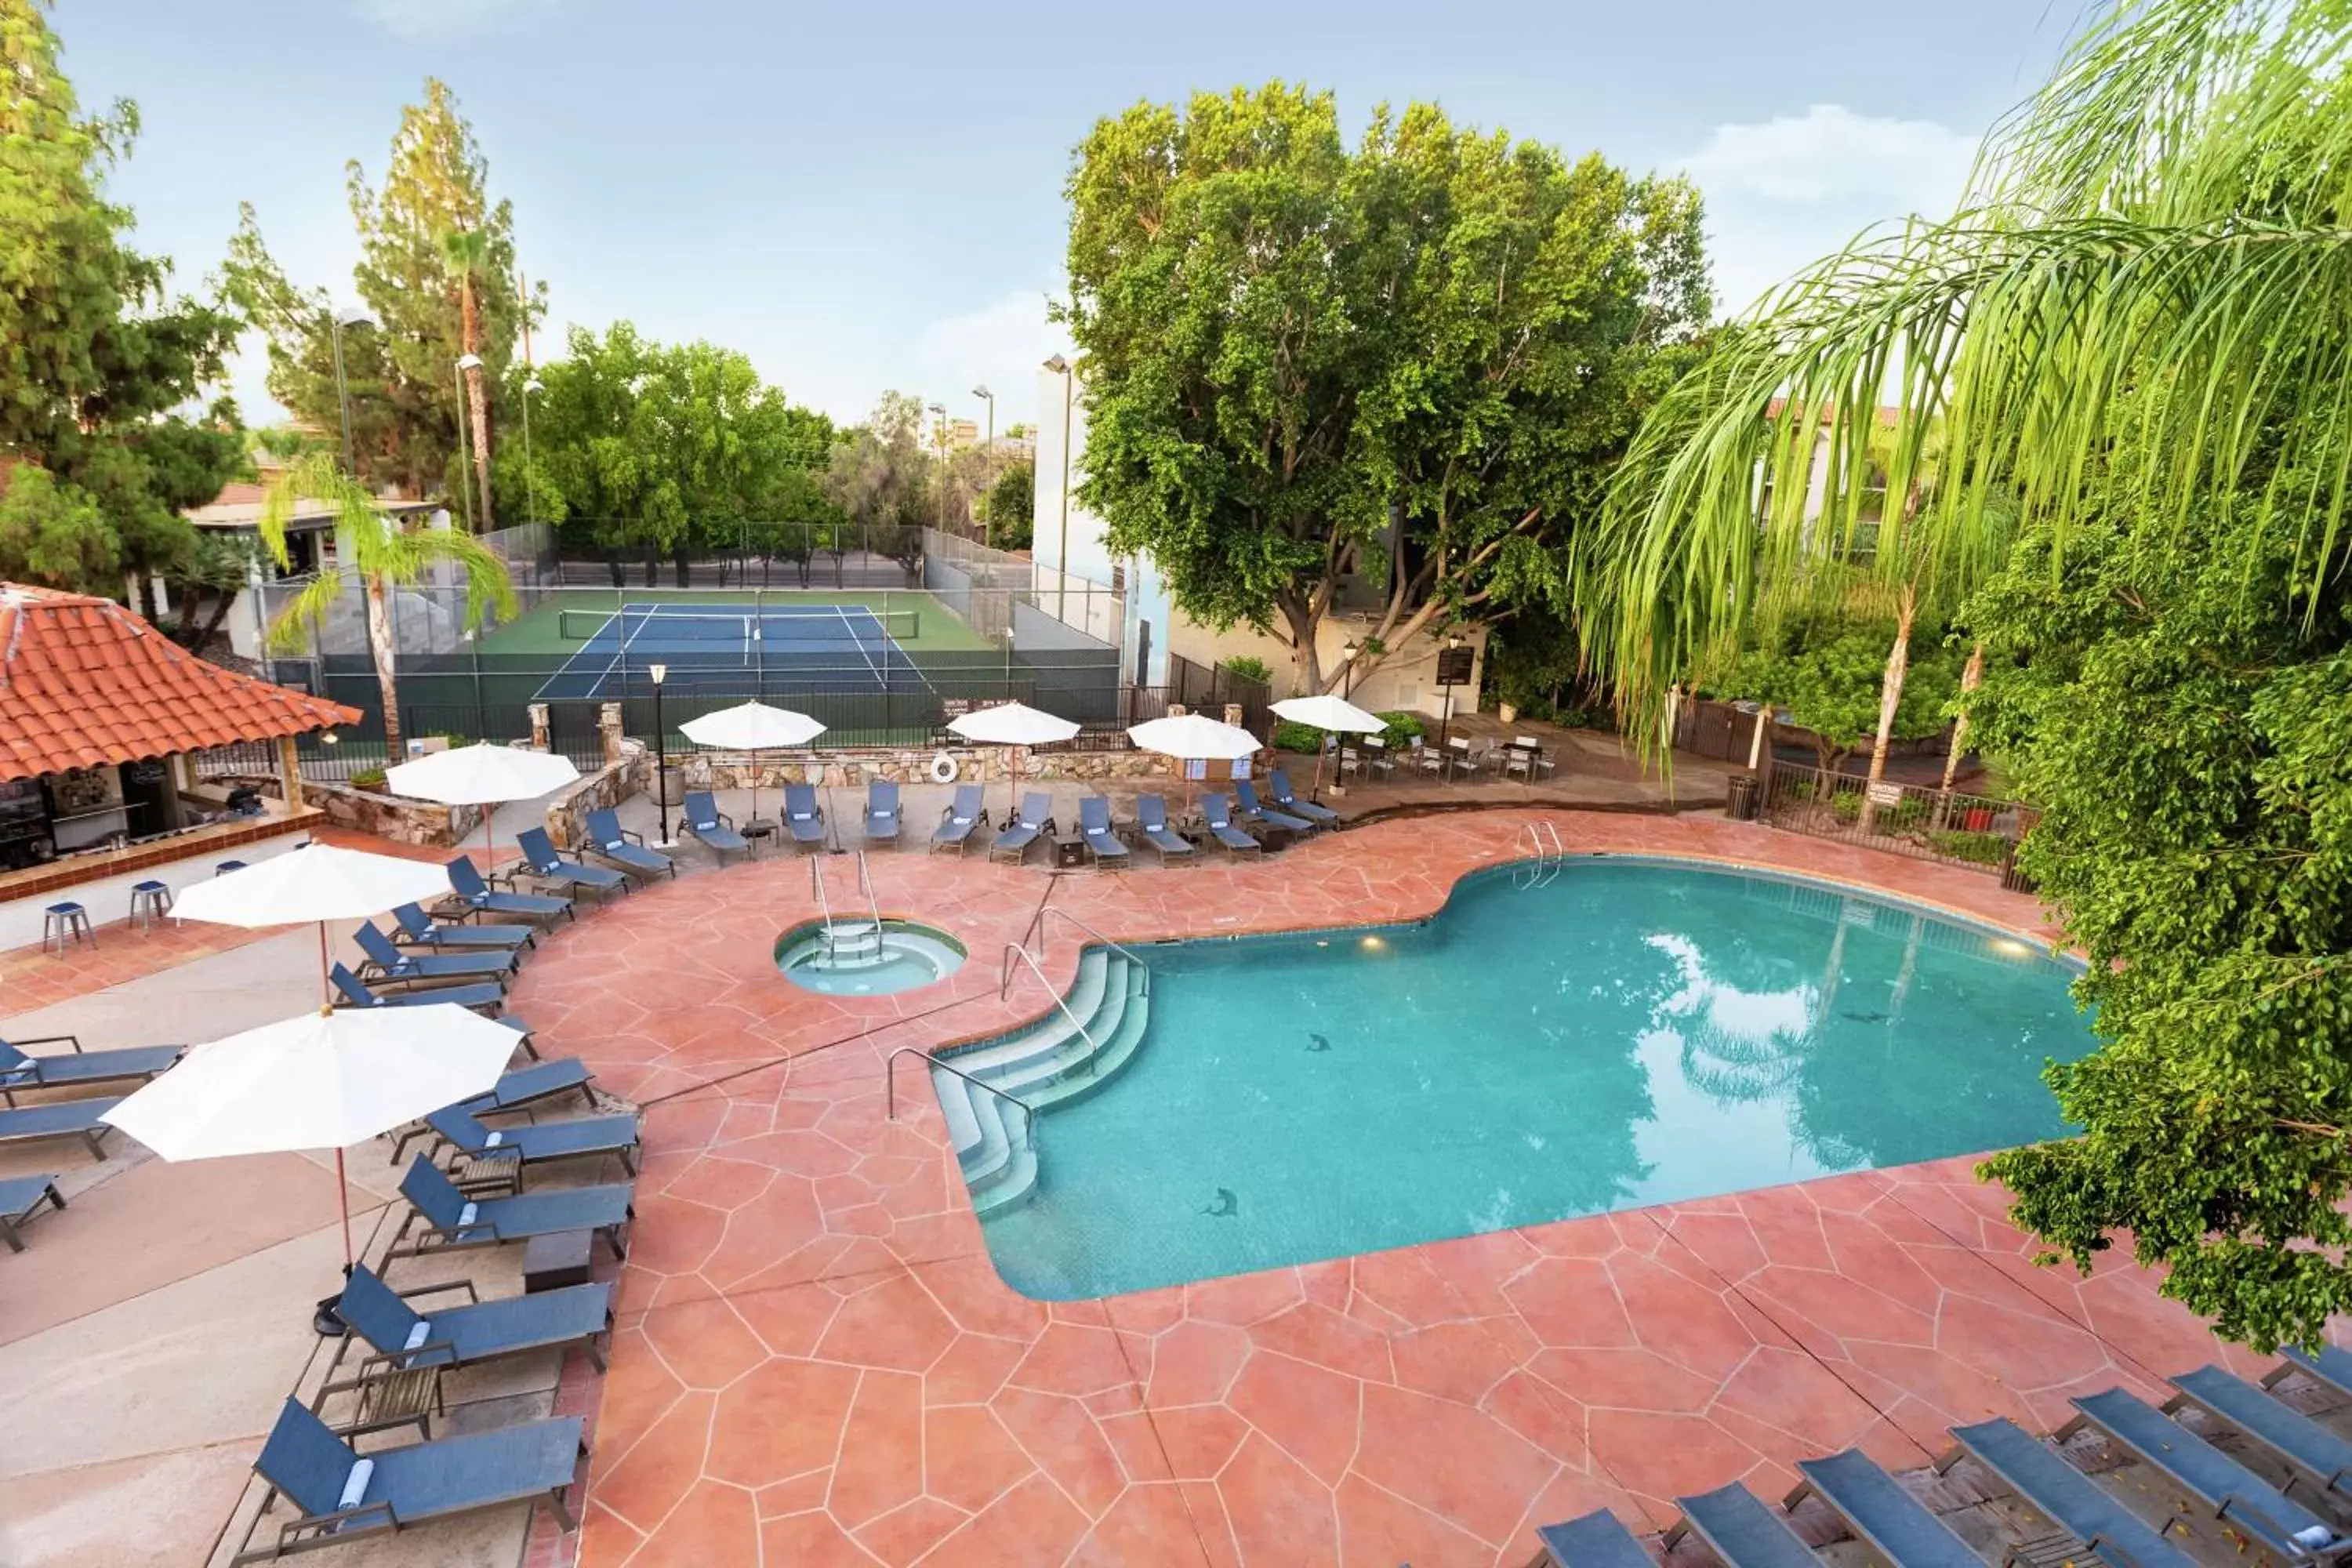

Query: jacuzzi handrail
808,855,839,960
999,942,1111,1079
884,1047,1036,1151
1020,908,1152,996
854,851,885,935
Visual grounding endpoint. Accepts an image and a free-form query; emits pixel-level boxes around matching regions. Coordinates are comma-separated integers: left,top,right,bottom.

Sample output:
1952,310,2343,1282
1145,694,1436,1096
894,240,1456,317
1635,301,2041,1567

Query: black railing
1756,762,2038,875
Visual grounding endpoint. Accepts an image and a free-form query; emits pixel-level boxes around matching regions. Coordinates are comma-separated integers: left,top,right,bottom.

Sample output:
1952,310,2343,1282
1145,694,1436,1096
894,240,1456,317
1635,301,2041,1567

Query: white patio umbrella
680,700,826,826
172,843,452,1006
1271,693,1388,799
386,742,580,868
1127,713,1263,811
948,700,1080,821
102,1004,517,1321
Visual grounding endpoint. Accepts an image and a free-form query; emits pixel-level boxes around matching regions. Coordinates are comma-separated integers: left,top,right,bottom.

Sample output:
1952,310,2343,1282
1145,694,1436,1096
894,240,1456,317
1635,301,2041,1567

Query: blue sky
59,0,2073,434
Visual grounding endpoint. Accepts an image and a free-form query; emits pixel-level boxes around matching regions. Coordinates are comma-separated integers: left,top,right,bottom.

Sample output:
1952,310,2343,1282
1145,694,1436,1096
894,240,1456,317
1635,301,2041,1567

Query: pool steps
930,946,1152,1217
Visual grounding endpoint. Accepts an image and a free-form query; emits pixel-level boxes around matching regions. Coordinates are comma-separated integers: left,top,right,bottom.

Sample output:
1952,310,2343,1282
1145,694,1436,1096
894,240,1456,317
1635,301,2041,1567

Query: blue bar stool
42,902,93,956
129,880,174,932
214,860,248,877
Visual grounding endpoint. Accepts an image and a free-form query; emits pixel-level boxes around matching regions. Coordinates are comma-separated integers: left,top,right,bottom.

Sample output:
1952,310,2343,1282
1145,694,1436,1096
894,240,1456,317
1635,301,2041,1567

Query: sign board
1865,782,1904,808
1435,646,1475,687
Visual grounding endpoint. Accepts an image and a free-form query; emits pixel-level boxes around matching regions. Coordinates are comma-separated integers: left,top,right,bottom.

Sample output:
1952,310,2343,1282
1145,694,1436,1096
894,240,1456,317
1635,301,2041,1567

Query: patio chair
0,1033,182,1105
931,783,987,855
2167,1366,2352,1503
988,791,1054,864
782,783,827,847
387,1058,598,1166
1663,1483,1817,1568
392,902,533,953
499,1014,541,1062
423,1102,641,1178
445,855,575,925
1504,737,1554,782
354,924,517,990
862,779,901,845
389,1156,633,1262
1198,794,1261,855
1939,1417,2195,1568
336,1264,613,1379
2058,1388,2341,1561
1076,796,1129,866
239,1396,583,1564
512,827,628,902
1133,794,1194,861
1359,735,1395,779
1787,1449,1980,1568
0,1097,122,1162
1443,735,1475,780
583,808,675,882
681,791,747,862
0,1174,65,1251
332,964,506,1018
1267,769,1340,827
1412,737,1447,780
1233,779,1312,833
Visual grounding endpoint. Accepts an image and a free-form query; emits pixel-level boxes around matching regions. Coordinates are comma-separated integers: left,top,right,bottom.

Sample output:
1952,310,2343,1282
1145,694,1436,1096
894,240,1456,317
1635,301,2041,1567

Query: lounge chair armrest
394,1277,481,1304
716,810,735,827
13,1033,82,1053
289,1500,397,1541
618,827,647,846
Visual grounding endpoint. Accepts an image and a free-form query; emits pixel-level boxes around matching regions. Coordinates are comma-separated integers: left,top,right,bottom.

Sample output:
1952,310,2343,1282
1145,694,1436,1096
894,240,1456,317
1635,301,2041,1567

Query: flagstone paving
477,808,2284,1567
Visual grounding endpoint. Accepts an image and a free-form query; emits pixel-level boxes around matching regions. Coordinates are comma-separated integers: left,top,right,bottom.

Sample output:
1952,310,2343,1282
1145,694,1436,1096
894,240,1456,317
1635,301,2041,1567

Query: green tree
438,227,496,529
221,79,541,508
260,453,515,757
1719,606,1961,774
983,458,1034,550
0,0,244,603
1062,85,1708,694
822,392,935,585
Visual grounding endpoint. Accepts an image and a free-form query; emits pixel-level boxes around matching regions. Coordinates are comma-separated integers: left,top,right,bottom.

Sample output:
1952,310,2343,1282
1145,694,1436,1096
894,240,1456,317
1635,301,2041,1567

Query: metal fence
1757,762,2037,874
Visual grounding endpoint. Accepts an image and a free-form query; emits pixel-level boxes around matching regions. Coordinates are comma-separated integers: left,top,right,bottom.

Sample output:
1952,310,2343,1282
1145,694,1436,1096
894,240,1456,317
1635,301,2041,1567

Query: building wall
1032,362,1174,688
1166,616,1486,717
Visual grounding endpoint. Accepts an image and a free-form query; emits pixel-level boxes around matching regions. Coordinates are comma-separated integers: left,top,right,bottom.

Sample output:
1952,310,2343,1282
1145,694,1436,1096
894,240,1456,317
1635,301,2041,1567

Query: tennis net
557,607,922,644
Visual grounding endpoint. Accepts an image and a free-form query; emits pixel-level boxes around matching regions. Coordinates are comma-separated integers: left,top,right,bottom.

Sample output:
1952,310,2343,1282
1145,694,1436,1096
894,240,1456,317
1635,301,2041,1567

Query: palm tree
1575,0,2352,742
438,228,496,532
260,453,516,759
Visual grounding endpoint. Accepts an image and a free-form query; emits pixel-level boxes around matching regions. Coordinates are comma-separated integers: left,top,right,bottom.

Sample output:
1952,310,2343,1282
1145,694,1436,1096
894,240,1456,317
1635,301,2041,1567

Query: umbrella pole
334,1146,354,1269
317,921,331,1009
313,1146,355,1337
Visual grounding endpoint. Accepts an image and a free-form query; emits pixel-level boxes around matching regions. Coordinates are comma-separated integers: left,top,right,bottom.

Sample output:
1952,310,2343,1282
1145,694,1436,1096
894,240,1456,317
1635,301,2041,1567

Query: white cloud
910,289,1073,432
1677,104,1980,318
348,0,557,38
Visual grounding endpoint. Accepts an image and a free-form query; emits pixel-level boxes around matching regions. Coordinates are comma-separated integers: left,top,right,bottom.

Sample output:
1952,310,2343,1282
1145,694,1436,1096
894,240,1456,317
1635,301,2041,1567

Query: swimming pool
971,858,2093,1301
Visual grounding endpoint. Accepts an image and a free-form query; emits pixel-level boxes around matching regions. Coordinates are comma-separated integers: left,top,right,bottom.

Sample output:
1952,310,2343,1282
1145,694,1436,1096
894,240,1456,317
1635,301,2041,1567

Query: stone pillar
277,734,305,808
1222,702,1243,729
528,702,550,752
1168,702,1189,717
598,703,624,769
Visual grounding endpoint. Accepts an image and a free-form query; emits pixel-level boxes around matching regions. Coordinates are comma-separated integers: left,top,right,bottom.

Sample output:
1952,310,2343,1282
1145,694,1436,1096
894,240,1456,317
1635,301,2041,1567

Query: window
1111,561,1128,594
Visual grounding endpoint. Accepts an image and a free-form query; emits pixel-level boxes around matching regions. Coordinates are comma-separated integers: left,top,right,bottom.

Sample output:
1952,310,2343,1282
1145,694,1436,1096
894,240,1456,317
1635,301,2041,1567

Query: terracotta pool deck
491,809,2279,1568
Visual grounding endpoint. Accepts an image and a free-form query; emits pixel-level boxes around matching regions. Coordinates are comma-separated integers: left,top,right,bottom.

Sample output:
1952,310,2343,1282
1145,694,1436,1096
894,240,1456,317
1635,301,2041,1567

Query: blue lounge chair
390,1156,633,1261
0,1098,121,1161
336,1264,613,1377
681,791,747,862
1940,1417,2196,1568
931,783,987,855
1663,1482,1817,1568
354,924,516,989
988,791,1054,864
1787,1449,1978,1568
1077,796,1128,866
1134,794,1193,860
0,1174,64,1251
1536,1510,1652,1568
446,855,574,924
332,964,505,1017
424,1103,641,1177
241,1397,583,1562
782,782,827,847
514,828,628,901
583,807,675,881
2061,1387,2343,1560
392,901,532,953
387,1059,597,1166
1268,768,1341,826
499,1014,540,1062
862,779,901,844
1198,794,1261,855
0,1033,181,1105
1233,778,1312,833
2268,1342,2352,1401
2171,1365,2352,1497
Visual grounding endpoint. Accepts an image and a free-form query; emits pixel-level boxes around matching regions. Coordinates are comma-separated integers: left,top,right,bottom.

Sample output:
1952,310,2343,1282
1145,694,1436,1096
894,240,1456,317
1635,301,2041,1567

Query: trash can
1726,771,1759,821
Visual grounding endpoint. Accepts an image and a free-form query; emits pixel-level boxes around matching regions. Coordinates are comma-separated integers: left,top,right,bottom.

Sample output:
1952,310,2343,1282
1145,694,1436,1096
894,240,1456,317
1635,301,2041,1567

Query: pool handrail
1018,906,1151,997
998,942,1112,1079
884,1047,1036,1153
807,855,840,961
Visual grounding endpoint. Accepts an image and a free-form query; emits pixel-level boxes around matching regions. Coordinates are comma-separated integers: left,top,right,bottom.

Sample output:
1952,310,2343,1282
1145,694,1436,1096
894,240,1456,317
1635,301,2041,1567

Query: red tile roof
0,583,360,782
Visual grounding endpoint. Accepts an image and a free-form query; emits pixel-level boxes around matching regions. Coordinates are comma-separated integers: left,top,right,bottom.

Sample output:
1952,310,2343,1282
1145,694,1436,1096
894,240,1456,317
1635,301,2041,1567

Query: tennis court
532,601,949,701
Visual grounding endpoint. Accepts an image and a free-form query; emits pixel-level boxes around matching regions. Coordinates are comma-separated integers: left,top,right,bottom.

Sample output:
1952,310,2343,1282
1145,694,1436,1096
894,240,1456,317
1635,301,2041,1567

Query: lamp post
927,401,949,535
1044,356,1073,622
328,307,374,477
521,378,543,526
1437,633,1461,754
453,354,484,532
1340,640,1359,701
648,662,673,847
971,384,994,542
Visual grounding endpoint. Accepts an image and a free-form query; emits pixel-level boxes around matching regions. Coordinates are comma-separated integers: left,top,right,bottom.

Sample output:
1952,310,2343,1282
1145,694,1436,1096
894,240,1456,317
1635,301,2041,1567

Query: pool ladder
809,851,887,967
1514,818,1566,888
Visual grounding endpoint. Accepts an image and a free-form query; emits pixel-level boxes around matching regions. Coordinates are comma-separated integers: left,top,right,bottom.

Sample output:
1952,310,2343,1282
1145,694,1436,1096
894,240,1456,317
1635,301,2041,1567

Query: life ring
928,752,960,785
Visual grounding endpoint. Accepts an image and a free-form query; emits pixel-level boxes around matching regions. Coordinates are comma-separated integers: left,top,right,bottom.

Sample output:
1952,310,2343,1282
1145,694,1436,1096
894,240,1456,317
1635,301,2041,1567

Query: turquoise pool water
977,858,2093,1301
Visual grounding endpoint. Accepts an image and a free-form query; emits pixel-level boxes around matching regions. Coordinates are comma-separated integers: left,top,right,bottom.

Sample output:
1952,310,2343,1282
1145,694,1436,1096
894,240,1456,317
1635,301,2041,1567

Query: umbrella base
314,1291,350,1338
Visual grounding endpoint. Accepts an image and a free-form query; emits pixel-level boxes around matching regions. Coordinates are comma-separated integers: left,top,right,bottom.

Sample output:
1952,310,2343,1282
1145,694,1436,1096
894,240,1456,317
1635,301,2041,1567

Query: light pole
926,401,949,535
649,662,673,847
1044,355,1073,622
971,384,994,542
328,307,374,477
453,354,484,532
521,378,543,526
1437,633,1461,754
1340,640,1359,701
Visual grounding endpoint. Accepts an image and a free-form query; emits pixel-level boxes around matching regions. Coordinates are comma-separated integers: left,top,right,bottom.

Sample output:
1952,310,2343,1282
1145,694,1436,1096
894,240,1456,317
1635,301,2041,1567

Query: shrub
1272,720,1326,753
1927,828,2010,866
351,768,389,791
1377,710,1425,748
1219,655,1271,685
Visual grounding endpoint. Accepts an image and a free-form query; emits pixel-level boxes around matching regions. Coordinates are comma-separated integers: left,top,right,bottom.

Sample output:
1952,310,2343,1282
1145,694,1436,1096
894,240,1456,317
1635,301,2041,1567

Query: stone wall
670,745,1238,792
546,739,652,851
215,772,485,848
